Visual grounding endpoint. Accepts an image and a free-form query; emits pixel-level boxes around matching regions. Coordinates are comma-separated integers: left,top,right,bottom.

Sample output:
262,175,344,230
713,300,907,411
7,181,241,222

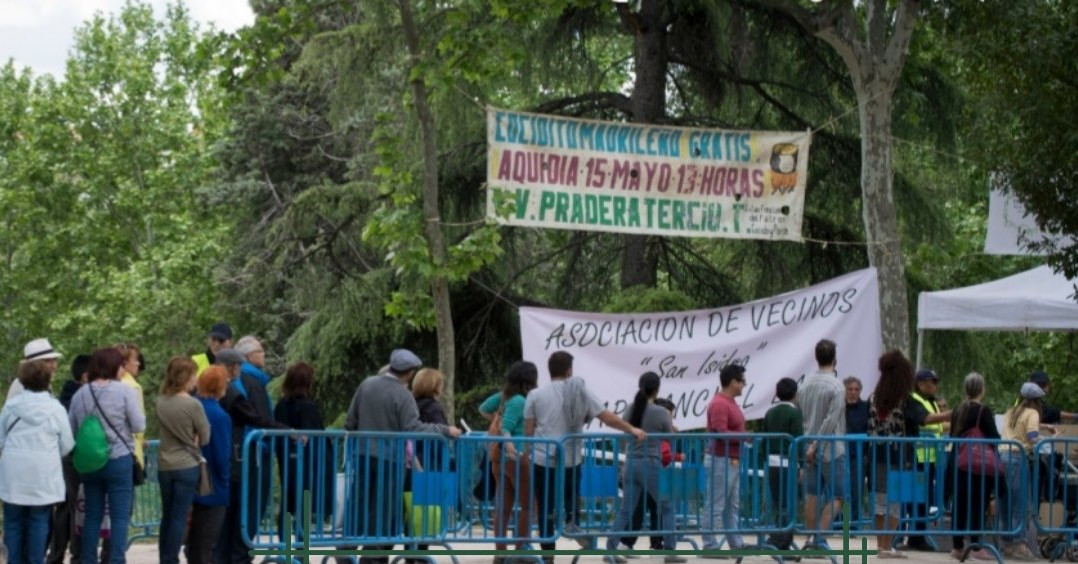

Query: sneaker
1003,543,1037,561
876,549,908,559
969,549,994,561
603,557,627,564
949,548,963,560
663,557,687,563
562,523,590,549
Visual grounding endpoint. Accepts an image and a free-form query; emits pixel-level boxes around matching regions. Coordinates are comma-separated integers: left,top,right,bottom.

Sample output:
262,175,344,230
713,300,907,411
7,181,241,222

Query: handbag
956,405,1004,477
88,384,146,486
196,457,213,495
184,444,214,496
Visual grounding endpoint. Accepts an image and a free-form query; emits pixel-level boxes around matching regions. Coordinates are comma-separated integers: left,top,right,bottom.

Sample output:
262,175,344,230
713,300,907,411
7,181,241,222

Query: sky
0,0,255,79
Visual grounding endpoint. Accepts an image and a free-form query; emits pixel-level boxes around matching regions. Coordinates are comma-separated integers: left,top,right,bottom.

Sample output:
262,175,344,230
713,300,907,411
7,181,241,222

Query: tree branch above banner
485,107,811,241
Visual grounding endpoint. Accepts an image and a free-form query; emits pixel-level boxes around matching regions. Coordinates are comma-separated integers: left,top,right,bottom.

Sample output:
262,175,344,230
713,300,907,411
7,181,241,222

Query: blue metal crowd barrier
1031,436,1078,561
240,429,457,558
236,428,1073,563
128,439,161,547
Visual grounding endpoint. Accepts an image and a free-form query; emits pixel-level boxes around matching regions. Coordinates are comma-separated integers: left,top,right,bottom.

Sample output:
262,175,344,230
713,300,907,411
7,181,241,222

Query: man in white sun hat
7,338,63,402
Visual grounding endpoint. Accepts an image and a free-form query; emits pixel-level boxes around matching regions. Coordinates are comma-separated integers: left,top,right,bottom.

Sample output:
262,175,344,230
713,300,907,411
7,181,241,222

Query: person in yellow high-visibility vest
902,369,947,552
192,322,232,376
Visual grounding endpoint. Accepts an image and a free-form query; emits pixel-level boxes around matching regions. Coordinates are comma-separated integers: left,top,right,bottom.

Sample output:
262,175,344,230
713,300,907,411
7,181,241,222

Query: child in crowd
759,378,803,551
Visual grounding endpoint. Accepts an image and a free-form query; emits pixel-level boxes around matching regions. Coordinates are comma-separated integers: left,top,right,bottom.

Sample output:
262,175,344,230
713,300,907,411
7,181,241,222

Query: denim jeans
80,455,134,564
606,457,675,550
1000,451,1037,549
4,503,51,564
158,466,201,564
701,455,742,549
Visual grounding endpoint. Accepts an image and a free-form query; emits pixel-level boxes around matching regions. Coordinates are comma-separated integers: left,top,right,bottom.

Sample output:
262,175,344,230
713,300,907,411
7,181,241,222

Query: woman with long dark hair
604,372,681,564
866,350,949,559
274,362,326,542
948,372,999,561
478,361,538,564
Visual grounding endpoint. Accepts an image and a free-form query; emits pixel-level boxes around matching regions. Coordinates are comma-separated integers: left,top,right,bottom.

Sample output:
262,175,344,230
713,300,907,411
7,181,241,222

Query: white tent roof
917,265,1078,331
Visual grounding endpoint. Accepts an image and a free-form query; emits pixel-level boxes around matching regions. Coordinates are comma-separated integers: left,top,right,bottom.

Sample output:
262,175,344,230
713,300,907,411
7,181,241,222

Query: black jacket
221,373,288,481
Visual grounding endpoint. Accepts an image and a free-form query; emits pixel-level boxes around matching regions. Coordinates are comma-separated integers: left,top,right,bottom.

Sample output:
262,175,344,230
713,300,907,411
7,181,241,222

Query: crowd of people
0,325,321,564
0,327,1073,564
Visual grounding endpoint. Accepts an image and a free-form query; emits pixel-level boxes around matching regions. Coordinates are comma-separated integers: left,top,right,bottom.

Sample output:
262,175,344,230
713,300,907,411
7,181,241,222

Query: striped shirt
796,370,847,460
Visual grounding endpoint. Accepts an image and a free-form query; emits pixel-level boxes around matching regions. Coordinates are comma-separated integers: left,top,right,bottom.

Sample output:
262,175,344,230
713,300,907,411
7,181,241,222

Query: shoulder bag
956,405,1004,477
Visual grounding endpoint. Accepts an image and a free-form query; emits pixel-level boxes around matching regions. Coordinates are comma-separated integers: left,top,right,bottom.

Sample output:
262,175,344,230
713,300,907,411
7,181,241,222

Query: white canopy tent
915,265,1078,368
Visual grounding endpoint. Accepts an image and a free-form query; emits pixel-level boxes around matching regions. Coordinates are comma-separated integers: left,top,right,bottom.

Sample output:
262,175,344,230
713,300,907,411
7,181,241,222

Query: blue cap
208,322,233,341
915,369,939,381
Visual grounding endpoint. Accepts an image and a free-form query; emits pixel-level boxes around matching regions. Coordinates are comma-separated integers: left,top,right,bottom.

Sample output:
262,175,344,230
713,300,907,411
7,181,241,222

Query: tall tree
397,0,458,417
945,0,1077,278
0,2,231,388
617,0,667,289
752,0,921,352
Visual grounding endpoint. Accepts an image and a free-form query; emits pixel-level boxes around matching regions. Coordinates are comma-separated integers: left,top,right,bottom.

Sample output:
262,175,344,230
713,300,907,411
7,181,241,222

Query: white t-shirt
524,377,603,467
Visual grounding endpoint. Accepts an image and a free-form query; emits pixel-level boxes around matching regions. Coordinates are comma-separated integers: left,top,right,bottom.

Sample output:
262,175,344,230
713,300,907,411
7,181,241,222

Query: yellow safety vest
193,353,210,377
912,392,943,464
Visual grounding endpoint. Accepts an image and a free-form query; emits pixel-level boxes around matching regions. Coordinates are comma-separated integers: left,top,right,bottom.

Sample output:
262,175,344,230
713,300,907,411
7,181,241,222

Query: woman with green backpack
68,347,146,564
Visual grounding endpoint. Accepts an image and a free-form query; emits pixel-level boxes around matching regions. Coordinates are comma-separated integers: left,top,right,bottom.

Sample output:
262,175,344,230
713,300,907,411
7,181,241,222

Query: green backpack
72,414,110,474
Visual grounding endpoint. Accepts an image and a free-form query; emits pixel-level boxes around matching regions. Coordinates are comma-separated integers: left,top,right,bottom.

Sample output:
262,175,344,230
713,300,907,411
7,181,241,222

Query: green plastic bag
73,414,110,474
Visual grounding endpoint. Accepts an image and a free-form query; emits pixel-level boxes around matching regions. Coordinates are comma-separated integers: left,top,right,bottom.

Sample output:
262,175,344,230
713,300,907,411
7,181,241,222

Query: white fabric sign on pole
520,268,882,430
985,175,1072,255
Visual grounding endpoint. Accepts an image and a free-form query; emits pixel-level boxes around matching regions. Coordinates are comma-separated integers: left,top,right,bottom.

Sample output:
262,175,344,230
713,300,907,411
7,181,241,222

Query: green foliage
944,0,1078,277
603,287,695,314
0,2,232,410
6,0,1072,426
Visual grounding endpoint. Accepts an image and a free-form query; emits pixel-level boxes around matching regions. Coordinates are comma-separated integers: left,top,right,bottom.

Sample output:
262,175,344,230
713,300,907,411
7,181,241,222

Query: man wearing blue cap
340,349,461,564
193,322,233,376
900,369,947,552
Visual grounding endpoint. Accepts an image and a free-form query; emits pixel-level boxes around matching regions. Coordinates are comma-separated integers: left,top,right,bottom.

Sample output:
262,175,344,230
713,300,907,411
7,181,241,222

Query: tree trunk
398,0,456,419
809,0,918,354
856,81,910,354
620,0,666,290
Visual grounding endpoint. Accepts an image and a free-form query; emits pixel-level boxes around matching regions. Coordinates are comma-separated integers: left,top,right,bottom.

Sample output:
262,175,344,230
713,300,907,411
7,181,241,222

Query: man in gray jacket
341,349,460,564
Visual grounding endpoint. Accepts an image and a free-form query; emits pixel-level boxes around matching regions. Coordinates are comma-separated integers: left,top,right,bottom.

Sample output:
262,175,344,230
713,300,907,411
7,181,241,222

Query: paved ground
123,536,976,564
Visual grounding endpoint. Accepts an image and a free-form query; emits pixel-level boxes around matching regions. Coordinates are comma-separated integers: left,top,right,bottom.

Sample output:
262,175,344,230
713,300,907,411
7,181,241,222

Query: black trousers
187,504,227,564
214,459,271,564
621,491,661,549
533,463,581,551
46,456,82,564
952,471,997,551
336,455,402,564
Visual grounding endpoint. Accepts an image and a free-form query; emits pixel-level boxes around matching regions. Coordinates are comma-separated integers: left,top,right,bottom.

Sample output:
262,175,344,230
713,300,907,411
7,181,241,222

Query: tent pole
915,329,925,369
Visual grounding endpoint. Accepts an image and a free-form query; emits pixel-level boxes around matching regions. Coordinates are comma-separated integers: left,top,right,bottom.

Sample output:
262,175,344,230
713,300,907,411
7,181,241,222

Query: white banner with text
486,108,811,240
520,268,881,430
